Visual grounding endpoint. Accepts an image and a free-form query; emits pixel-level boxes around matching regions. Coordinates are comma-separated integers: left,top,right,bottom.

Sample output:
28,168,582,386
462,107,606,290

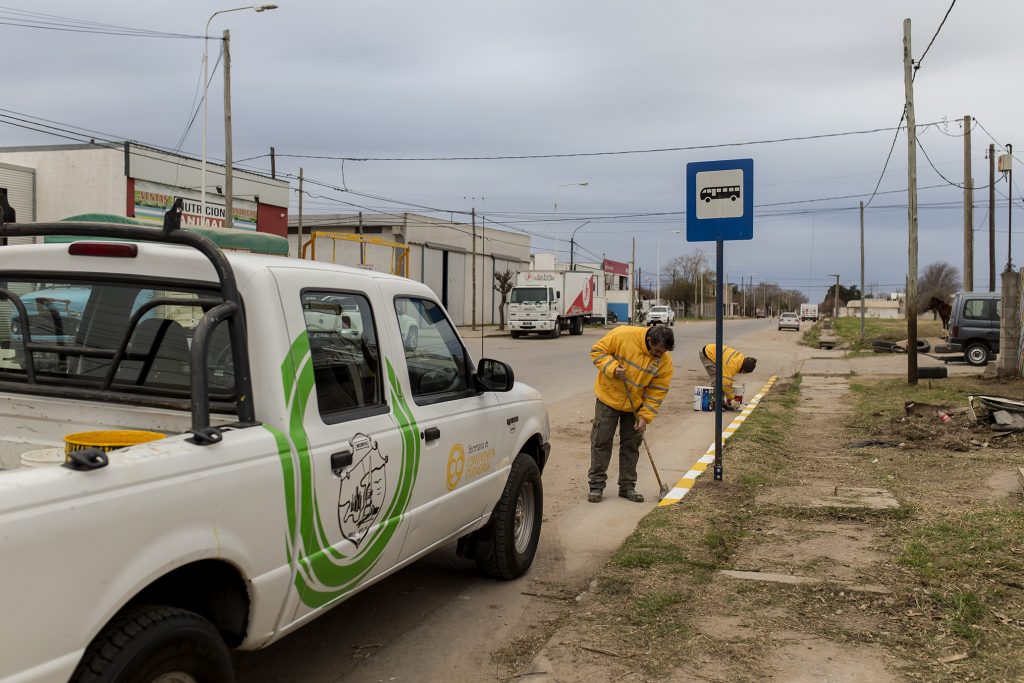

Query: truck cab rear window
0,278,235,399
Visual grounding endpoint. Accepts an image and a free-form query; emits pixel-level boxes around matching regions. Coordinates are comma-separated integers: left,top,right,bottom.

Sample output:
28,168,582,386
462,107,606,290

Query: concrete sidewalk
798,346,985,378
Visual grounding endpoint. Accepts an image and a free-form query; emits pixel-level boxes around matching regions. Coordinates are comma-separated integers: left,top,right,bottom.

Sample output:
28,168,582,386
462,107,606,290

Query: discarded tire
917,366,948,379
916,339,931,353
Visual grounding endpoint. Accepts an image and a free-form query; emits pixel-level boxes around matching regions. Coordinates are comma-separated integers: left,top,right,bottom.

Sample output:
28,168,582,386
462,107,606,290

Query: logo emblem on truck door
446,443,465,491
336,434,389,547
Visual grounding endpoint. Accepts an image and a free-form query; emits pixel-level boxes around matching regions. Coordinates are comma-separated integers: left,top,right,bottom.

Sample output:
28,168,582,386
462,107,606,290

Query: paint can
693,386,713,412
20,447,65,468
733,383,745,405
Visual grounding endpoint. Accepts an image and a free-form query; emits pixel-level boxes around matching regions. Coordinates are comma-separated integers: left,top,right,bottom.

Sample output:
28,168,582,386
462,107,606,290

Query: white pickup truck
0,201,550,683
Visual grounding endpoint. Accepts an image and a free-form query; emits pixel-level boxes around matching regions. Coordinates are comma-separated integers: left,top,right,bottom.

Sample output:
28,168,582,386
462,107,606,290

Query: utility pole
222,30,233,229
828,274,840,319
629,238,636,323
963,115,973,291
358,212,365,266
903,18,919,385
860,201,866,339
270,146,276,179
990,143,996,291
1004,144,1014,272
472,208,477,331
297,167,304,259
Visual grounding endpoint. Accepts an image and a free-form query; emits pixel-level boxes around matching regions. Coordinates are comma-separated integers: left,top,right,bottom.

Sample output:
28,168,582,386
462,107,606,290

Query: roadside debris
846,439,902,449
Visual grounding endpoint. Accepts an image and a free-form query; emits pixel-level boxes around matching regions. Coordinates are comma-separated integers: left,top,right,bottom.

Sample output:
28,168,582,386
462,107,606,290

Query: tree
919,261,961,308
493,269,515,330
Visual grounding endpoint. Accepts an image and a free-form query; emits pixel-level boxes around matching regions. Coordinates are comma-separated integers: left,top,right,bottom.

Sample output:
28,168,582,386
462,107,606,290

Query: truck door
272,273,414,621
384,290,508,563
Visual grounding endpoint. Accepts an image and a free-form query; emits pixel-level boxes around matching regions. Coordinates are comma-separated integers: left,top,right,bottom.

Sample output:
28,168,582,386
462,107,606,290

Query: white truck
799,303,819,322
0,202,550,683
507,270,595,338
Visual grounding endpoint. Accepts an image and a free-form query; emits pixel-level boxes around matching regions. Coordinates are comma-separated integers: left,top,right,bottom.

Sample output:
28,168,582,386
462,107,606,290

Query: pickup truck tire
71,605,233,683
478,452,543,580
510,331,521,339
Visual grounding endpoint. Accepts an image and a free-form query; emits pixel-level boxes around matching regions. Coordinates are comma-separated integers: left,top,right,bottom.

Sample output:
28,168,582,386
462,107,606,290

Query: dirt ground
490,374,1024,683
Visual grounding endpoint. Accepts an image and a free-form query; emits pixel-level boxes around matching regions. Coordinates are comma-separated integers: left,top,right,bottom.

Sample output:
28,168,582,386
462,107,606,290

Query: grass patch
829,317,946,351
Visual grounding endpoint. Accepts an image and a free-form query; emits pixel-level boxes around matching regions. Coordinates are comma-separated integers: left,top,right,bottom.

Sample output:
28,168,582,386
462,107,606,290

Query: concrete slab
756,483,900,510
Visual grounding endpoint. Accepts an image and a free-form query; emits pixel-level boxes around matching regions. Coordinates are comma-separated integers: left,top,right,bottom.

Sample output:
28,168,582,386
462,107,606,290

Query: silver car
778,312,800,331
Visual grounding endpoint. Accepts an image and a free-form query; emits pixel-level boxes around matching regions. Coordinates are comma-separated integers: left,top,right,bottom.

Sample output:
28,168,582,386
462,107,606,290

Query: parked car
646,305,675,326
943,291,1000,366
778,312,801,331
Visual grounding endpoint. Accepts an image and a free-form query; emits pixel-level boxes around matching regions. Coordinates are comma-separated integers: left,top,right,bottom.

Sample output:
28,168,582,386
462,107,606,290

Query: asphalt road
233,318,801,682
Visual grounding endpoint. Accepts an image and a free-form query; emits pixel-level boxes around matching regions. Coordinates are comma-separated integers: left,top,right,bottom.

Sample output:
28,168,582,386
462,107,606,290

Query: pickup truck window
0,278,235,399
302,290,383,420
394,297,469,403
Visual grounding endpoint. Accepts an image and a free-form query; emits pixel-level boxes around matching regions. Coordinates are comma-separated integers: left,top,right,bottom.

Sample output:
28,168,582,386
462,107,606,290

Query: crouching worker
587,325,674,503
698,343,756,410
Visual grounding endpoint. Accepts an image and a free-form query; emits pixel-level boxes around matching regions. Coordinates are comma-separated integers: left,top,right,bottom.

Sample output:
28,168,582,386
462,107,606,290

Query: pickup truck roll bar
0,199,256,436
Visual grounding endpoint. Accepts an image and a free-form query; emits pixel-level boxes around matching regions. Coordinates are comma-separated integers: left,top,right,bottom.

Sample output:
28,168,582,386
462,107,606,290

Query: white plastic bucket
20,447,66,468
733,382,745,405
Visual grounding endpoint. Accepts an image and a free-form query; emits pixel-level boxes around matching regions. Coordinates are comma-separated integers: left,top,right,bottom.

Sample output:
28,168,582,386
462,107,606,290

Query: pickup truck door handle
330,447,353,471
423,426,441,441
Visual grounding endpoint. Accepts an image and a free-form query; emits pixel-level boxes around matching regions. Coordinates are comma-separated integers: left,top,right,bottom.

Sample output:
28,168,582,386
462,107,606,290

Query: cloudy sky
2,0,1021,300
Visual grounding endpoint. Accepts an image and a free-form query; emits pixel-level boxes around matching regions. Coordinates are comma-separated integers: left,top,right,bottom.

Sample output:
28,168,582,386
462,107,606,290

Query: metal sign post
686,158,754,481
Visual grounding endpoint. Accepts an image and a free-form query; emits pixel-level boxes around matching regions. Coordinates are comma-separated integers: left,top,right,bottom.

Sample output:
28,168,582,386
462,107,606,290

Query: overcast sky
2,1,1021,300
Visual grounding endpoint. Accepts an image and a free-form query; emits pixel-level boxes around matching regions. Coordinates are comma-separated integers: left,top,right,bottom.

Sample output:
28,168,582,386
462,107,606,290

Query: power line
913,0,958,80
0,6,201,39
270,121,944,162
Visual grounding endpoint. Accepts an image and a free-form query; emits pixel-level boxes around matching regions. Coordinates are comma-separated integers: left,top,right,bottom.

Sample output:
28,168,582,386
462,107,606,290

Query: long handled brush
623,380,671,499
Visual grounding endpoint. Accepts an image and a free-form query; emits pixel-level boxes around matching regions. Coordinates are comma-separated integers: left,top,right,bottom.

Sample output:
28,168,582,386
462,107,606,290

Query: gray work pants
588,398,641,492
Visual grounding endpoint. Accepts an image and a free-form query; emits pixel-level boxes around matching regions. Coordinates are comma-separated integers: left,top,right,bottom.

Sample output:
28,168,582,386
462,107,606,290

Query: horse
925,296,952,329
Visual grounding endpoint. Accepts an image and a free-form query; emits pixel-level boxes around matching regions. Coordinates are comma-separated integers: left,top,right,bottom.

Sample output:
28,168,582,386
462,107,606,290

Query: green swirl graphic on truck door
266,331,419,608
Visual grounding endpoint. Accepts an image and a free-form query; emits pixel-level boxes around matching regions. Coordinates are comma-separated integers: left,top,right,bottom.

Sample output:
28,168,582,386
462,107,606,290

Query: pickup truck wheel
478,452,543,580
964,342,990,366
510,331,521,339
71,605,232,683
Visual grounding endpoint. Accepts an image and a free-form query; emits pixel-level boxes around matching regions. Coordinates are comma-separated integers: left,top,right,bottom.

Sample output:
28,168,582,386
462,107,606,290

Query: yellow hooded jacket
701,343,746,401
591,326,673,424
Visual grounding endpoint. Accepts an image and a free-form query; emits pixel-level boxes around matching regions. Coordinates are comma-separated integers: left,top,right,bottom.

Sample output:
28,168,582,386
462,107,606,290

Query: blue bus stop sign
686,158,754,242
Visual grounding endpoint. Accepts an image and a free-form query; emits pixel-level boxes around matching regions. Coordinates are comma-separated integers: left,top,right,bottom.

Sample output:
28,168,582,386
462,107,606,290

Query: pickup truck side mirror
474,358,514,392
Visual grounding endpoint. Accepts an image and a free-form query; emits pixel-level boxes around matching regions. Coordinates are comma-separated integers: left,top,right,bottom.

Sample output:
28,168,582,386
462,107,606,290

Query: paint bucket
733,383,745,405
693,386,713,412
20,447,66,468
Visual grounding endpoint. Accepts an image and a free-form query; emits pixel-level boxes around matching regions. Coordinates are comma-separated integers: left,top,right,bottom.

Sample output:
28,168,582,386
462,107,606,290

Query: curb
658,375,779,506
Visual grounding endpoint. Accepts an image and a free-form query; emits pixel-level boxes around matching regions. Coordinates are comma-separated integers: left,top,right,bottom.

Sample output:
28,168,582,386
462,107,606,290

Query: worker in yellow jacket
587,325,674,503
698,343,756,409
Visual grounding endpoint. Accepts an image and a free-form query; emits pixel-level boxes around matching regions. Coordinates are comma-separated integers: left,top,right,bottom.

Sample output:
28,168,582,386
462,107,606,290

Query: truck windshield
0,277,235,404
510,287,547,304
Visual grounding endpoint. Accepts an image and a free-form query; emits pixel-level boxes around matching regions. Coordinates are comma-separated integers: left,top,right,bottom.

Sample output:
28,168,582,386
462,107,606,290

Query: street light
569,220,592,271
656,230,681,305
828,273,840,319
553,182,588,265
202,3,278,228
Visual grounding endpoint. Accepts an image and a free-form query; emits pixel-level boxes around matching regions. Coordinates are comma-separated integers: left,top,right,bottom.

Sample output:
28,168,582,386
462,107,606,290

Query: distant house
842,298,903,319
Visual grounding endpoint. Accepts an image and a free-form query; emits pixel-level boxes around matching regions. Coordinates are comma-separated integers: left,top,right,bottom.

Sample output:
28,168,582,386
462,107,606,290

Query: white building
288,213,531,326
0,143,289,237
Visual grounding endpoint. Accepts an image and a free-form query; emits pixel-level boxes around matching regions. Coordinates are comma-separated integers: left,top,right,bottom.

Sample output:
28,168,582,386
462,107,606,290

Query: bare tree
919,261,961,315
493,269,515,330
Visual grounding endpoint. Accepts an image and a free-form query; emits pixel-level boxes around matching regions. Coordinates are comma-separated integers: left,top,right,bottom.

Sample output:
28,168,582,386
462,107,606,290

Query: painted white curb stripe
658,375,778,506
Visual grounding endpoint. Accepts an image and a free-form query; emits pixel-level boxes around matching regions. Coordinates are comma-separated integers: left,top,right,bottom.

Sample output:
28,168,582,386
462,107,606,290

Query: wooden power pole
472,208,477,331
860,201,865,339
990,143,997,291
903,18,919,385
297,167,303,258
963,115,973,291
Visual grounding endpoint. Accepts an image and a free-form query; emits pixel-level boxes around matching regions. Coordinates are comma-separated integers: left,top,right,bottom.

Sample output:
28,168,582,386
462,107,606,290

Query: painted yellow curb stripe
658,375,778,506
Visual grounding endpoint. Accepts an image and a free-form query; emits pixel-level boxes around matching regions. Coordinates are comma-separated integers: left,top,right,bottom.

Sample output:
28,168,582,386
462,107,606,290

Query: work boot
618,489,644,503
587,490,602,503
